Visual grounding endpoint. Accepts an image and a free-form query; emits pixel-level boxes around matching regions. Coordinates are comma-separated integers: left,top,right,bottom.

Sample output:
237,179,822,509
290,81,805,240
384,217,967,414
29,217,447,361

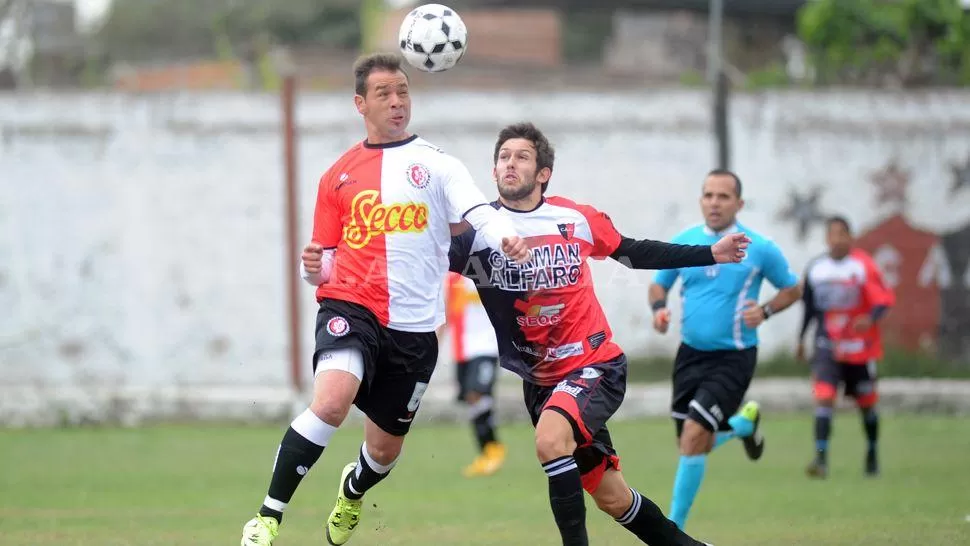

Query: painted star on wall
950,155,970,195
777,187,825,242
869,161,910,210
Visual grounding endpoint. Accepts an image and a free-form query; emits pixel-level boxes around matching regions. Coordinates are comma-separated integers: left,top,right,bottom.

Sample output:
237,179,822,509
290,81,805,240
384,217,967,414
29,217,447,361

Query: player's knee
534,428,576,462
464,391,482,405
309,400,351,427
679,419,713,455
813,382,837,405
855,392,878,409
592,485,631,518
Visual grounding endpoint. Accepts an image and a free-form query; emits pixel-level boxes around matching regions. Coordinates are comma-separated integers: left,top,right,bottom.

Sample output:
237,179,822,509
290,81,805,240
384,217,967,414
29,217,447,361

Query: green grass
627,348,970,383
1,416,968,545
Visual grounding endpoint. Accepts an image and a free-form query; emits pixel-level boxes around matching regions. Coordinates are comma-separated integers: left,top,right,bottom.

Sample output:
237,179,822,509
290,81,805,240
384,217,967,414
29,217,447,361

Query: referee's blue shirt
653,222,799,352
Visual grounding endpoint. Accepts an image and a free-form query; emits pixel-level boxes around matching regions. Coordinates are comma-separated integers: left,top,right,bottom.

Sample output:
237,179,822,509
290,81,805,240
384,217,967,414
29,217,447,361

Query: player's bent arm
762,284,803,321
798,280,816,342
609,236,714,270
463,205,520,254
648,283,669,311
300,248,336,286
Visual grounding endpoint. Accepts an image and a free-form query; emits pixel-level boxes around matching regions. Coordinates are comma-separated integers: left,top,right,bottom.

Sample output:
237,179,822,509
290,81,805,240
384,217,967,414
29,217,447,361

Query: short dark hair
826,215,852,234
353,53,408,96
493,122,556,194
705,168,743,198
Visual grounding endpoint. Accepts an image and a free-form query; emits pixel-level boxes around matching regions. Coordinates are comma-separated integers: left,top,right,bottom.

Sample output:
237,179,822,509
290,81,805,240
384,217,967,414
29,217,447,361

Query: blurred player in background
648,169,802,530
444,270,506,477
240,53,530,546
450,122,750,546
798,215,894,479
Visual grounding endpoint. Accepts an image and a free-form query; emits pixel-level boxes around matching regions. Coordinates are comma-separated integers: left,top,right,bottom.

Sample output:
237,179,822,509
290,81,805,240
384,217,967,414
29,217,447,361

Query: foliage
797,0,970,86
92,0,361,63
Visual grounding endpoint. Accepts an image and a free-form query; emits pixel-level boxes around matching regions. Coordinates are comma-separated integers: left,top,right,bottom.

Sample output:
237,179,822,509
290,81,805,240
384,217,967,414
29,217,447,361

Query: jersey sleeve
650,230,689,289
439,154,489,222
762,240,799,289
860,252,895,308
574,203,622,259
311,168,342,248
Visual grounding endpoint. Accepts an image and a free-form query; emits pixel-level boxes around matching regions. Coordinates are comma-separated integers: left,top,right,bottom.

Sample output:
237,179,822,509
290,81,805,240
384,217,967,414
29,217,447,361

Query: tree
797,0,970,86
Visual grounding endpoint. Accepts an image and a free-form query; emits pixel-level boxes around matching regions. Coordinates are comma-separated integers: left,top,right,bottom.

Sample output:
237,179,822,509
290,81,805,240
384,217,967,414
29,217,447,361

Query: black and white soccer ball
398,4,467,73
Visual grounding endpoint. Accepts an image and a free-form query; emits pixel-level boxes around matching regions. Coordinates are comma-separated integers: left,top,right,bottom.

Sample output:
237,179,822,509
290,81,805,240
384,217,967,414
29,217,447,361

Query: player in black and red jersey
449,122,749,546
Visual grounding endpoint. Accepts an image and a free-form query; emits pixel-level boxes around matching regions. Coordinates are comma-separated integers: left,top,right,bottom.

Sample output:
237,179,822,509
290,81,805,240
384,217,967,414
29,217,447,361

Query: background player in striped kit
798,215,894,479
649,169,803,530
450,122,749,546
443,270,506,477
240,53,530,546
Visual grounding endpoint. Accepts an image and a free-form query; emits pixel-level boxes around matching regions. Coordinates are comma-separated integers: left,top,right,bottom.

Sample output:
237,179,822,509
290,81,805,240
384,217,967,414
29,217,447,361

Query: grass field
1,415,968,546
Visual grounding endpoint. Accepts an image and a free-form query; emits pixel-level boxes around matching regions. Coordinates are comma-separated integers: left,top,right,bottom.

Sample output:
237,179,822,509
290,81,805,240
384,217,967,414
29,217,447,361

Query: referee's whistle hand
302,242,324,273
711,232,751,264
502,236,532,265
652,308,671,334
741,299,765,328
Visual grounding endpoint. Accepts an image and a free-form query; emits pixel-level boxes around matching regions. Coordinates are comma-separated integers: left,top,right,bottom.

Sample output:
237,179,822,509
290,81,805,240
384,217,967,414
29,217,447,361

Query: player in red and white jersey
241,54,530,546
798,215,894,479
443,271,506,477
450,122,749,546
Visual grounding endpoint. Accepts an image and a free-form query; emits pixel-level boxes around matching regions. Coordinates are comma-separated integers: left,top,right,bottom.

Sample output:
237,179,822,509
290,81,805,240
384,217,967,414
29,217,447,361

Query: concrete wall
3,89,970,420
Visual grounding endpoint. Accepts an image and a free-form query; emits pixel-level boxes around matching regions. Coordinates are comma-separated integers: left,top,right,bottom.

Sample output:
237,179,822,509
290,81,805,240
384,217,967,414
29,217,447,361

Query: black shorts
671,343,757,433
522,356,627,493
456,356,499,401
811,345,878,402
313,298,438,437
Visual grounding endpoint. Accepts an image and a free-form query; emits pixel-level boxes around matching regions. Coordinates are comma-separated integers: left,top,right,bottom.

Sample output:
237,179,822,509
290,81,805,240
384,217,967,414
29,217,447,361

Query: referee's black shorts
670,343,757,434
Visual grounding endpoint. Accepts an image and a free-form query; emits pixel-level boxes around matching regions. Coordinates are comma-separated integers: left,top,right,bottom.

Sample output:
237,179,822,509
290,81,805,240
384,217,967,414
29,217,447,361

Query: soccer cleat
241,514,279,546
805,459,828,479
865,451,880,477
738,401,764,461
462,442,507,477
326,462,363,545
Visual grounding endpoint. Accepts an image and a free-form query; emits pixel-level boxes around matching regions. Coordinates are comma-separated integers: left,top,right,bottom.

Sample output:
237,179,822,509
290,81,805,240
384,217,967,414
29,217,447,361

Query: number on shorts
406,381,429,412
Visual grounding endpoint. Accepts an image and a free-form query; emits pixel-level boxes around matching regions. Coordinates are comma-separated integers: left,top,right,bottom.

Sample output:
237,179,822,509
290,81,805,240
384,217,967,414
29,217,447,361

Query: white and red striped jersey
449,196,624,386
802,249,895,363
445,271,498,362
311,136,504,332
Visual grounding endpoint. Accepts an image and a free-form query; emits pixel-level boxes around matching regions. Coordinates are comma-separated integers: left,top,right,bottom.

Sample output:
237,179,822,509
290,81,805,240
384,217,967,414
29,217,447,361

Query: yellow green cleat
738,401,764,461
326,462,363,545
241,514,279,546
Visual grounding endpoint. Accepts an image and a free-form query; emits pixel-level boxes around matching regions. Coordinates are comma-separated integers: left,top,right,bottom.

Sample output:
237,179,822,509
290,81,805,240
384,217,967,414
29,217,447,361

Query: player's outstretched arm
609,236,716,270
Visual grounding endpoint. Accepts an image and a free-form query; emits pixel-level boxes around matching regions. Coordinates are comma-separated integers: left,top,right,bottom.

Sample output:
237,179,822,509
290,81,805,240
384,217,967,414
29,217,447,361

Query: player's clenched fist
302,242,324,274
652,308,671,334
502,236,532,264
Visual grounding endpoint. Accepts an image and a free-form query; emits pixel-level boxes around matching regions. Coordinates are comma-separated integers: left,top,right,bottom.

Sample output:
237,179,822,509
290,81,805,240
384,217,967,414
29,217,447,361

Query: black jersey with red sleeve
449,196,714,386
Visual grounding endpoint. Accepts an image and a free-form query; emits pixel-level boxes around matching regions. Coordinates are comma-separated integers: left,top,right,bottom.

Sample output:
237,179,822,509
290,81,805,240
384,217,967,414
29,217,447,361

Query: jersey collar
702,222,740,237
363,134,418,149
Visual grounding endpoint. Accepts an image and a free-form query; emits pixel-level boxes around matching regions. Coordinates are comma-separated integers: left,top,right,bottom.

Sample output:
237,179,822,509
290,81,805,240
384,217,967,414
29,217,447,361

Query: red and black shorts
811,344,878,407
522,355,627,494
313,298,438,437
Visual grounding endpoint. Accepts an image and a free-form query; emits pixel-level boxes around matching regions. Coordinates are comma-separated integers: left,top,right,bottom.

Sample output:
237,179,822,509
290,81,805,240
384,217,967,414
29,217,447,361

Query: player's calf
595,470,710,546
536,410,588,546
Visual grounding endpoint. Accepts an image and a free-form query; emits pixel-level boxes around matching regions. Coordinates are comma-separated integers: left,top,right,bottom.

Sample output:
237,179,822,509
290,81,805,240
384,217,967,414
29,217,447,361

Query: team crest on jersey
326,316,350,337
407,163,431,189
557,223,575,240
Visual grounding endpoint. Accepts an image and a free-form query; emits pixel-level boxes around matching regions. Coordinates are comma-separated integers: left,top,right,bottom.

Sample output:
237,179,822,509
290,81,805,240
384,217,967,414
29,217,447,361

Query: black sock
862,407,879,455
343,443,397,501
258,426,326,523
543,456,588,546
616,489,704,546
472,408,497,450
814,406,833,464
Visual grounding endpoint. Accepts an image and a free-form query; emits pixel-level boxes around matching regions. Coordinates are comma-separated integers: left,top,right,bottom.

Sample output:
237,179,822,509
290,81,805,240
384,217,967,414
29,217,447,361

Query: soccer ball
398,4,467,73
